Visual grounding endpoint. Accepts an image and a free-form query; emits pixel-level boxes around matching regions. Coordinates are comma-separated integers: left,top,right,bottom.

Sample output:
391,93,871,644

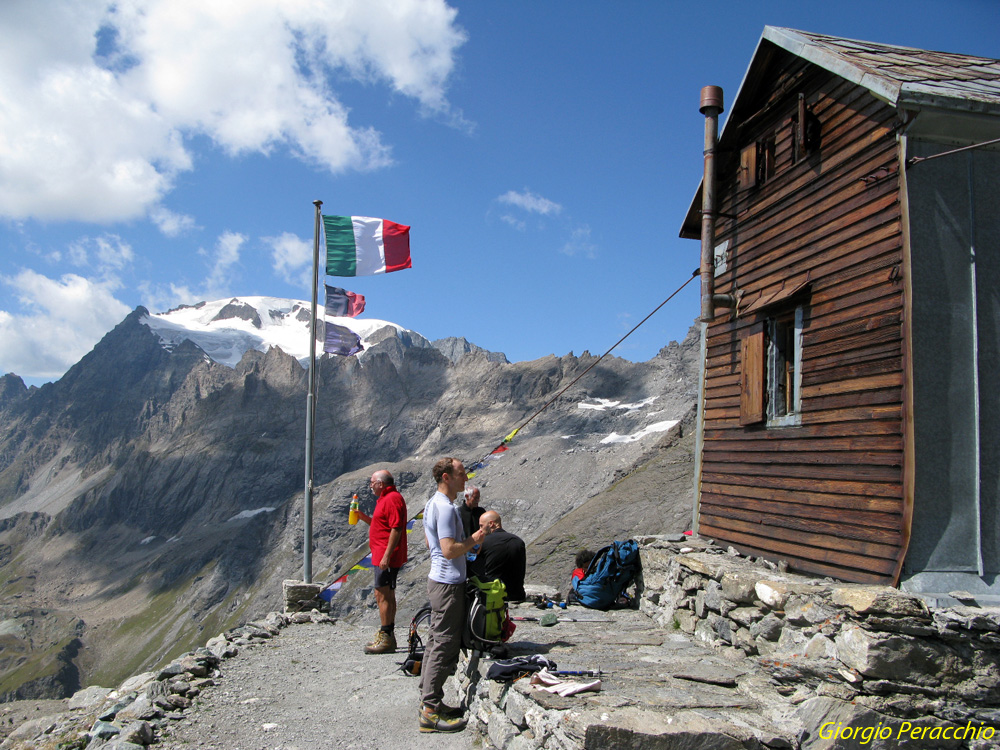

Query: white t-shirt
424,490,467,584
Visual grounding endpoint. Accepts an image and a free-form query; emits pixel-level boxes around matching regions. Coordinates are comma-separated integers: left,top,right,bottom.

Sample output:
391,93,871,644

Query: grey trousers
420,578,466,709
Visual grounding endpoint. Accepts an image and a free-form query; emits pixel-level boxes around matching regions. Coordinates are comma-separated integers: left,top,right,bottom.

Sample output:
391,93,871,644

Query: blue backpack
572,540,641,610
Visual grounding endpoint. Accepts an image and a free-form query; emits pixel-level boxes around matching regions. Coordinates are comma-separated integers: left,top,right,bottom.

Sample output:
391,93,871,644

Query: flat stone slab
575,706,783,750
671,663,746,687
830,586,929,617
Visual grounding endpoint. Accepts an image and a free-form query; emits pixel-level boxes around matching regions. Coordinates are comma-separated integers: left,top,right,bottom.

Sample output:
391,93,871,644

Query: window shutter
740,324,765,425
738,143,757,191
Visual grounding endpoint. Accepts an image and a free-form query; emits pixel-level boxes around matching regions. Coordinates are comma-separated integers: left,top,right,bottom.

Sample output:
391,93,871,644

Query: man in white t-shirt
418,457,486,733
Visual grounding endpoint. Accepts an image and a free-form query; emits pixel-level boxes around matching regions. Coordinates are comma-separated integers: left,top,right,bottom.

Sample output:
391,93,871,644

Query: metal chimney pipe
700,86,723,322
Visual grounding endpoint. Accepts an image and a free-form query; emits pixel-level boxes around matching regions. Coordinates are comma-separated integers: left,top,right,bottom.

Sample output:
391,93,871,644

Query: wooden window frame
739,305,805,428
793,93,821,164
738,136,776,191
766,306,803,427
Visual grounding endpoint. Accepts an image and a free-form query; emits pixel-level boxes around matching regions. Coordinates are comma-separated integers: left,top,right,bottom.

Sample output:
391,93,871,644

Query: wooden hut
679,27,1000,597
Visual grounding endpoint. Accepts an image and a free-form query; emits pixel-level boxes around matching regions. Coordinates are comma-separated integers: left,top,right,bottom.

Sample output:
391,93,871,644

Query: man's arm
440,528,485,560
380,526,403,569
357,511,372,526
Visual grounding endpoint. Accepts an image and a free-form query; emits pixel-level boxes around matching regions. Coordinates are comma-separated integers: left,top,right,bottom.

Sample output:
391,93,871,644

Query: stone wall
638,536,1000,715
462,536,1000,749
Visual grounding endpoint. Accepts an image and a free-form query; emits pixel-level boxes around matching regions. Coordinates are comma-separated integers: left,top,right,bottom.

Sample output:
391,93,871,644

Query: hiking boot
438,703,464,718
418,704,467,733
363,630,396,654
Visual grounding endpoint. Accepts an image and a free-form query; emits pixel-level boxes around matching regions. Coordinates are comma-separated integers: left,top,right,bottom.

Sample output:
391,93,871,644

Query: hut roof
679,27,1000,239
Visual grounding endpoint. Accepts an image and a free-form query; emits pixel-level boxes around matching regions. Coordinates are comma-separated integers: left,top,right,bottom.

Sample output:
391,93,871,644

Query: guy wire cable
467,267,700,476
322,267,699,596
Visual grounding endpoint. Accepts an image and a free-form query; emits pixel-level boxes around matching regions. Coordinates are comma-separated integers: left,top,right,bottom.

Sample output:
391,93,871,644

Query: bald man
469,510,526,601
356,469,407,654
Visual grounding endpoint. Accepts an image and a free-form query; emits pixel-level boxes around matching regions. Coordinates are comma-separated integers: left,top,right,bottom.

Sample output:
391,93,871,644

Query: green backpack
464,576,509,650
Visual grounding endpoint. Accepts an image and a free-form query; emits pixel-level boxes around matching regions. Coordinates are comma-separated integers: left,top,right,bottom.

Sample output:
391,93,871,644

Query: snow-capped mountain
0,298,698,702
140,296,419,368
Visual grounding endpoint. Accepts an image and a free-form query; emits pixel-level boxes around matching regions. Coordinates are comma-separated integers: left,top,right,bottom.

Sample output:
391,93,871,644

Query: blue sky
0,0,996,385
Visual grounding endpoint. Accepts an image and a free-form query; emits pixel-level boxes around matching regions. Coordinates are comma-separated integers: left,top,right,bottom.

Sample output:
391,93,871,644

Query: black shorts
374,566,401,590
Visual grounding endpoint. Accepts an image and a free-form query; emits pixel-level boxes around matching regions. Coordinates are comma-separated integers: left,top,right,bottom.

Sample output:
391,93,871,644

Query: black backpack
399,603,431,676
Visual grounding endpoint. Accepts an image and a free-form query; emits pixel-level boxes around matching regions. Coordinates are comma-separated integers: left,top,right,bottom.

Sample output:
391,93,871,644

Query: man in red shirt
357,470,408,654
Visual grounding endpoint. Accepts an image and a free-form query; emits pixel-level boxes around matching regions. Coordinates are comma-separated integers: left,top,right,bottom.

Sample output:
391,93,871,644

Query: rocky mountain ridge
0,300,700,700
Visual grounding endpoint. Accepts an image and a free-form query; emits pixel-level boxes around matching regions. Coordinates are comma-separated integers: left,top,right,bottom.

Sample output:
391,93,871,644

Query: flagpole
304,199,322,583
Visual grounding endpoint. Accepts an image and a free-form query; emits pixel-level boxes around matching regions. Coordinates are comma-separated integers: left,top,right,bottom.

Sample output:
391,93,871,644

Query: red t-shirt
369,487,407,568
572,567,586,582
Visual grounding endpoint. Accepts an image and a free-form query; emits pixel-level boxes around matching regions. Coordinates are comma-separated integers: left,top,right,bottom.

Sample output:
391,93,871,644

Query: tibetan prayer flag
325,285,366,317
324,215,411,277
322,515,423,602
324,322,364,357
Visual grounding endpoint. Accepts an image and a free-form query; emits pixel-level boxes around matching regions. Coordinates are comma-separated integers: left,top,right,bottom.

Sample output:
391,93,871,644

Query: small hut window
792,93,821,163
738,136,776,191
766,307,803,426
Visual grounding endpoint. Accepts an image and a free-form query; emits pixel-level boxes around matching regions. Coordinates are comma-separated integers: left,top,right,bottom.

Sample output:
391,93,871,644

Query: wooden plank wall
699,54,905,584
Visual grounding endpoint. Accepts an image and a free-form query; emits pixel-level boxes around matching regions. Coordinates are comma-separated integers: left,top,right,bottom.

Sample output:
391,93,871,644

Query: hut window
793,94,821,163
738,136,775,190
766,306,803,426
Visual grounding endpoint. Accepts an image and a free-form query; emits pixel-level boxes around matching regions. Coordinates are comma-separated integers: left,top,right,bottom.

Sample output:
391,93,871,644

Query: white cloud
66,234,135,272
560,225,597,259
0,270,131,378
499,214,527,231
265,232,314,289
150,206,197,237
202,231,246,298
138,230,246,312
139,281,201,313
0,0,467,223
498,189,562,216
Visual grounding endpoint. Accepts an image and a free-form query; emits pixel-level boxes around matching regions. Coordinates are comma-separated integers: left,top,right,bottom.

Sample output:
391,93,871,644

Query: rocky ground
153,620,472,750
0,615,477,750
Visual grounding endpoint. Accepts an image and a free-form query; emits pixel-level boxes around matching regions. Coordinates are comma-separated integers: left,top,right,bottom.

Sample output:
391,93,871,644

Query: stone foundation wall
638,535,1000,729
461,672,582,750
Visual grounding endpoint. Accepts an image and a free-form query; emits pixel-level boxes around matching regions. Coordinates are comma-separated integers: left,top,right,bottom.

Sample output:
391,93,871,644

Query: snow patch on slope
578,396,658,412
600,420,679,444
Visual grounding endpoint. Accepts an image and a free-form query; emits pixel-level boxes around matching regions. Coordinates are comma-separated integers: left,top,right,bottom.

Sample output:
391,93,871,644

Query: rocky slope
0,300,700,700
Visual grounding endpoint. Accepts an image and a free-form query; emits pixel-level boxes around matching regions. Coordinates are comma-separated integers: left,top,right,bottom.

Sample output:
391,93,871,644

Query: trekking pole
511,615,613,624
550,669,604,678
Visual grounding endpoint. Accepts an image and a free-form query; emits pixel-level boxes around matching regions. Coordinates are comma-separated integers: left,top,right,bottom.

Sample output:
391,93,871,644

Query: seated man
469,510,526,601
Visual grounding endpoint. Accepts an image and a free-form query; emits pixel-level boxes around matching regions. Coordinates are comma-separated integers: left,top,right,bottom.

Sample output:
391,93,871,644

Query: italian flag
323,215,411,277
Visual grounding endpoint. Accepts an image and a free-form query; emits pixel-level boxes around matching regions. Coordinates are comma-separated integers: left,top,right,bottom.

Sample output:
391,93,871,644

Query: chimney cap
700,86,724,115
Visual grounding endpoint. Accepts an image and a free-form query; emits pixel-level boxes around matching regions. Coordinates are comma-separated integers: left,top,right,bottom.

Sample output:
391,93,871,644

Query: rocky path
155,620,473,750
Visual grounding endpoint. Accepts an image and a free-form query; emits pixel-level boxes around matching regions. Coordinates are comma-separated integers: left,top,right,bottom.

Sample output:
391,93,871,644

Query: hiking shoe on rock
418,704,467,733
438,703,464,718
363,631,396,654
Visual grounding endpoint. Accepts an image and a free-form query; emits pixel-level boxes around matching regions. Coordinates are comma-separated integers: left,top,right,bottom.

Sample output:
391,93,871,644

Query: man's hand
441,529,486,560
